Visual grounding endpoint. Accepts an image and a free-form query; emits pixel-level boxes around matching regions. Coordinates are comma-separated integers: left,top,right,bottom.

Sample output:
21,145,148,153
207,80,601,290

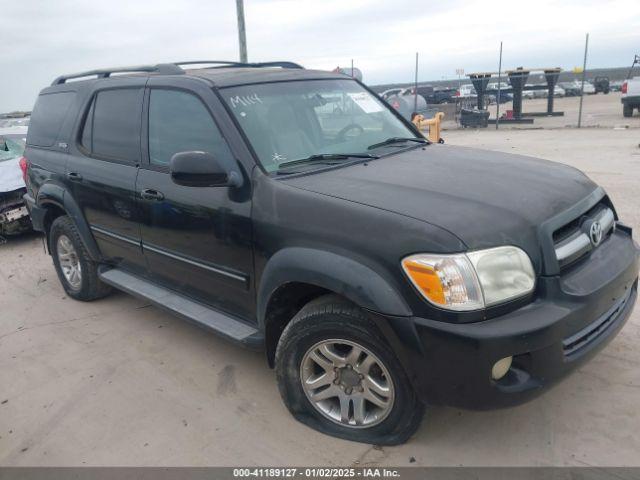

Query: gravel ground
0,126,639,467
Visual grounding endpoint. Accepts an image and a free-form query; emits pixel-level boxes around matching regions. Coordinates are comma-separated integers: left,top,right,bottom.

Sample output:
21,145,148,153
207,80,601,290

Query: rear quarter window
26,92,76,147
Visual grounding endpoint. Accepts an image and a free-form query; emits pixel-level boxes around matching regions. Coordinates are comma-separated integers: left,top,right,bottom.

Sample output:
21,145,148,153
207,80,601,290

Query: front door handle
67,172,83,182
140,189,165,201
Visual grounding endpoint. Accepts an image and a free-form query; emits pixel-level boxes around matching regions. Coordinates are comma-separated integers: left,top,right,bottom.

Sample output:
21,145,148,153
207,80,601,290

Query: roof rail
51,60,304,86
174,60,244,68
51,63,183,86
175,60,304,70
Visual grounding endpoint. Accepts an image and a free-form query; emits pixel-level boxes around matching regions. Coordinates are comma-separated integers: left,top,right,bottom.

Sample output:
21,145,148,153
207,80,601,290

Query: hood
283,145,597,257
0,158,25,193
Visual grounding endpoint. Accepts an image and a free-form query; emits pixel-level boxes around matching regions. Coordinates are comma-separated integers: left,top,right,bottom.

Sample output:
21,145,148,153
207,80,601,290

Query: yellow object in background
412,112,445,143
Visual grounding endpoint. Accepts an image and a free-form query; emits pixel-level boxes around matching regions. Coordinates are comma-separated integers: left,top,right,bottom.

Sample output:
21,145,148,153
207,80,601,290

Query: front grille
562,287,633,359
552,202,602,244
553,202,615,269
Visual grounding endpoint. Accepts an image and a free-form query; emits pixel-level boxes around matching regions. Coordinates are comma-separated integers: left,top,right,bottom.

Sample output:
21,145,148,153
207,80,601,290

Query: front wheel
275,295,424,445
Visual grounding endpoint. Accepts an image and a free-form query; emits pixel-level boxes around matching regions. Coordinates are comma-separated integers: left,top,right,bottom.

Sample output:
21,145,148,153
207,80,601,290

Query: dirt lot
1,126,639,467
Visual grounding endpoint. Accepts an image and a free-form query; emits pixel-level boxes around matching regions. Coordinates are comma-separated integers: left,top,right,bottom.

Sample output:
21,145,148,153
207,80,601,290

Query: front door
136,83,254,320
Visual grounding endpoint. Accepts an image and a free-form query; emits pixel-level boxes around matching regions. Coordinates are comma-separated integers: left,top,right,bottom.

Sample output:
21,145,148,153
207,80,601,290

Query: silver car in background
0,126,31,237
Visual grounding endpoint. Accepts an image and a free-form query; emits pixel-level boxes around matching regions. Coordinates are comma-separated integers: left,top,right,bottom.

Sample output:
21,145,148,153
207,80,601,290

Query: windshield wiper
277,153,380,170
367,137,428,150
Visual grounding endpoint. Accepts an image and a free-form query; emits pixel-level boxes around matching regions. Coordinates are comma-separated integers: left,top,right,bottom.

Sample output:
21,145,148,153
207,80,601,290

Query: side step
98,267,263,349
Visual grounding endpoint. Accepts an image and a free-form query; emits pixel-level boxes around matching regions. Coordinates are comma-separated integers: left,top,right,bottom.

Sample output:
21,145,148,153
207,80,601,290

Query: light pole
236,0,248,63
578,33,589,128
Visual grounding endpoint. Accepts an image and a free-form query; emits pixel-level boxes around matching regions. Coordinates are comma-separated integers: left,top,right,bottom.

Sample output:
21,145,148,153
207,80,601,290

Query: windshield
0,135,26,162
222,79,417,172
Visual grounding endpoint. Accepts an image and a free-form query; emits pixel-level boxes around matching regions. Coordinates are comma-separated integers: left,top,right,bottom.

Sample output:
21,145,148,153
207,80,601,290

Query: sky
1,0,639,112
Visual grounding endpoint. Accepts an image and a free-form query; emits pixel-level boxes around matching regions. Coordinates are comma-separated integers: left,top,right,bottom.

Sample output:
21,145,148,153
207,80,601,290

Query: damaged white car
0,126,31,237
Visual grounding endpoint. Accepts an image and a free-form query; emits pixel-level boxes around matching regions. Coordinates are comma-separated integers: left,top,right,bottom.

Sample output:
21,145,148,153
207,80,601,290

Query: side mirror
169,151,242,188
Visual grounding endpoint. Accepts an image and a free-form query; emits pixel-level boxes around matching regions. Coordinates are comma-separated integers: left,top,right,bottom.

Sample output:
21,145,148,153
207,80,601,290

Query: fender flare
36,182,101,261
257,247,412,327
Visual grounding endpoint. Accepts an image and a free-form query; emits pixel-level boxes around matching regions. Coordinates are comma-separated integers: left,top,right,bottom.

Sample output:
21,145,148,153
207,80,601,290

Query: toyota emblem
589,221,603,247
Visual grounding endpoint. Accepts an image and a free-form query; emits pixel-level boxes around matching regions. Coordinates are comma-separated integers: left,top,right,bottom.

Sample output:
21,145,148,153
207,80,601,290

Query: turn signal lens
402,254,483,311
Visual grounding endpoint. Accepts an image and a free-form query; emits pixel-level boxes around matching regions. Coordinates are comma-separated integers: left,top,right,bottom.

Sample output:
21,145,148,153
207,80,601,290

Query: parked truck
621,77,640,117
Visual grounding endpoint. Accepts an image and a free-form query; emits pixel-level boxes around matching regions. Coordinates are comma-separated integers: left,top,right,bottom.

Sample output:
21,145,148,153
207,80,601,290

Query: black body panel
65,78,147,272
282,145,598,275
136,75,256,321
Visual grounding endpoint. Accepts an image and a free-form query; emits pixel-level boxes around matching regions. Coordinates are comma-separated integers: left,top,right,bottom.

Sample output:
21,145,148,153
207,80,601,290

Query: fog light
491,356,513,380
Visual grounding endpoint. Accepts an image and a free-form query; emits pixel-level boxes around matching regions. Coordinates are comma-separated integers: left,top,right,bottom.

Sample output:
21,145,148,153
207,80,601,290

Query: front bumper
386,227,639,409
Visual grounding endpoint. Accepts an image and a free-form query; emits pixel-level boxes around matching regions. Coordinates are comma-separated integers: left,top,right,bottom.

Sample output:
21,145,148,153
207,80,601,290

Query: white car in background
456,84,477,98
532,85,547,99
379,88,404,100
566,80,595,95
523,85,536,99
0,126,31,236
582,81,596,94
487,81,510,91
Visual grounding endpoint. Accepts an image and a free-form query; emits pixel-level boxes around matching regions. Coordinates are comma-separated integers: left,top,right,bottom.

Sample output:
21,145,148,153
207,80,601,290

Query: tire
623,103,633,118
50,215,112,301
275,294,424,445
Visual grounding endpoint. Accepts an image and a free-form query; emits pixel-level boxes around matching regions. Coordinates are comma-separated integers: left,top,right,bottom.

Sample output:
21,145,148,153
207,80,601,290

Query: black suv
24,61,639,445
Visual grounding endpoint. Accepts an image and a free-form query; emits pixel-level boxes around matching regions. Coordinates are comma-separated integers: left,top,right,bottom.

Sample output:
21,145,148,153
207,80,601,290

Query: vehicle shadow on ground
1,230,43,248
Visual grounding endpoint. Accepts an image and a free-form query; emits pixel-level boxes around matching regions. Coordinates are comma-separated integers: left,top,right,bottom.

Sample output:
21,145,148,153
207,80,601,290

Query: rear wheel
50,216,112,301
623,103,633,118
275,295,424,445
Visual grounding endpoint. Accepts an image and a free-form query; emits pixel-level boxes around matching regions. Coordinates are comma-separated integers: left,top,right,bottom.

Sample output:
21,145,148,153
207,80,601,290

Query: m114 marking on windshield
229,93,263,108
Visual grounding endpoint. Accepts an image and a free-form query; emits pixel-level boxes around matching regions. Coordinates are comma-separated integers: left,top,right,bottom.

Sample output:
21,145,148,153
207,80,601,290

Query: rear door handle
140,189,165,201
67,172,83,182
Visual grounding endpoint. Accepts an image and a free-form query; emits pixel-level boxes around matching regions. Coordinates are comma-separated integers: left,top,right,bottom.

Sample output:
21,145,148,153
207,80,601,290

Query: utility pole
236,0,248,63
414,52,419,112
577,33,589,128
496,41,503,130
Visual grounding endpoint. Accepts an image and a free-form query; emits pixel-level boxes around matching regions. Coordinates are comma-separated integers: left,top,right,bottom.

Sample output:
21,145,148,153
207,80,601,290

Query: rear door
66,79,146,273
136,78,254,320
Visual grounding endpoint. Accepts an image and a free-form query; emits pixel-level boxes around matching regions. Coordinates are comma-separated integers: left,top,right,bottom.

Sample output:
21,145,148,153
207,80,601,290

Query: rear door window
27,92,75,147
91,88,143,163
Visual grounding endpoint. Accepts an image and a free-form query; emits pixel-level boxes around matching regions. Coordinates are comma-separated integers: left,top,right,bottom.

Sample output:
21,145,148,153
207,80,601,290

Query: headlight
402,246,535,311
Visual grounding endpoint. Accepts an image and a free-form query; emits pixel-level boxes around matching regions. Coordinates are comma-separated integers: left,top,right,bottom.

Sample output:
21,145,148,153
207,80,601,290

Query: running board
98,267,263,349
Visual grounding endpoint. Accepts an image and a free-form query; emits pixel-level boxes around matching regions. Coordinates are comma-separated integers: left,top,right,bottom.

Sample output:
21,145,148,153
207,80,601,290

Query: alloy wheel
57,234,82,290
300,339,395,428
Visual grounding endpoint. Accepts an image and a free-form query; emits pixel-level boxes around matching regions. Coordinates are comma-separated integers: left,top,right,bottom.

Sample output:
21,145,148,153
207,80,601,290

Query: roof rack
51,60,304,86
51,63,184,86
174,60,304,70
